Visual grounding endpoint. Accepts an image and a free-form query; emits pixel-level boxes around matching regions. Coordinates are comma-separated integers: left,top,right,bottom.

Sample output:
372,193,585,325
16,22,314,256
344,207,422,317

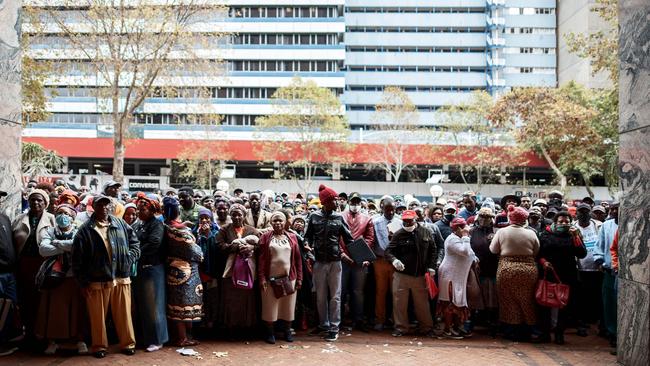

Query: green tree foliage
255,77,350,194
490,87,598,193
21,142,64,178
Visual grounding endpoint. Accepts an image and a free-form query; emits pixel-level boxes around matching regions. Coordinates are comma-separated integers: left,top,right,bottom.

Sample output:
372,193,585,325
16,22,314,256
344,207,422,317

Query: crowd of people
0,179,621,358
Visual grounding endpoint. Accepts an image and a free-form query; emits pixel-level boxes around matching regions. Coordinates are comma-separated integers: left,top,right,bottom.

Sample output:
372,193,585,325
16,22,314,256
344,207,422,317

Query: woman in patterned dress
162,196,203,347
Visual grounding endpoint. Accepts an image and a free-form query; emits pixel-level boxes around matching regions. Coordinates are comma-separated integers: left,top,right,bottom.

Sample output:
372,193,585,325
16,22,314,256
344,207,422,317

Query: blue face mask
56,214,72,228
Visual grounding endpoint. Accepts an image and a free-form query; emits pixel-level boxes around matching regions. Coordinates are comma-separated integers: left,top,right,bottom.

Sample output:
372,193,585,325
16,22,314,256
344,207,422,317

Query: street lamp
429,185,443,199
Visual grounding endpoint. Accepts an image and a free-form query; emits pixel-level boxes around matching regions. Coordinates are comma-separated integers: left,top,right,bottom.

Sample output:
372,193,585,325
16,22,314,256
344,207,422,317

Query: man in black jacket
0,190,20,357
72,195,140,358
385,210,437,337
304,185,354,342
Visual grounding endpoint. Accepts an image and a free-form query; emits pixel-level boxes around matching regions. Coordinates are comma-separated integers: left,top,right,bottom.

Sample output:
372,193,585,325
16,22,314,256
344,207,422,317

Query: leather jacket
385,224,438,277
304,209,354,262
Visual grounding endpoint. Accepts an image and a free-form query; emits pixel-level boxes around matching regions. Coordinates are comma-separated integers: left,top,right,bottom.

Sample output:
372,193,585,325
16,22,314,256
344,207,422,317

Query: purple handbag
232,254,254,290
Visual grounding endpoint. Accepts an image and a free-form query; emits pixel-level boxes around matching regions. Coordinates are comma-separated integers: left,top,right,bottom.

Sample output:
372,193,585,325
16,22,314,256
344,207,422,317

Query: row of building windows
345,7,485,14
505,67,556,75
507,7,556,15
503,47,555,54
347,105,439,112
41,112,264,126
504,27,556,35
345,65,486,73
346,86,486,92
231,33,340,45
347,26,485,33
228,60,340,72
228,6,339,18
347,46,485,53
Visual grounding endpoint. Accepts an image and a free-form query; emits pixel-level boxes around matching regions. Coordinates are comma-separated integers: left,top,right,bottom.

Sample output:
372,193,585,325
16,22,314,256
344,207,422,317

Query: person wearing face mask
573,203,603,337
435,203,457,241
537,211,587,345
437,218,476,339
385,210,437,337
593,202,619,349
36,204,88,355
340,192,375,332
12,189,56,348
469,207,499,335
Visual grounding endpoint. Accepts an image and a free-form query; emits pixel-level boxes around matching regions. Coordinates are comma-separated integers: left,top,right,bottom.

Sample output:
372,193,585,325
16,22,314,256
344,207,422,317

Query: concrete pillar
617,1,650,365
331,162,341,180
0,0,23,219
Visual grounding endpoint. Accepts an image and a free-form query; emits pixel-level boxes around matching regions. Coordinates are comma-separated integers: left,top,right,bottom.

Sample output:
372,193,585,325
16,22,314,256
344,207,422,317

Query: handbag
232,254,254,290
269,276,295,299
424,272,438,299
535,266,570,308
35,255,68,290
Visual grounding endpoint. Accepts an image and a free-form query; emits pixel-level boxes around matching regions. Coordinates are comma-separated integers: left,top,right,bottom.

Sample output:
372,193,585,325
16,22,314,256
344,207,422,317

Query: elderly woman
437,218,476,339
162,196,203,347
537,211,587,345
216,203,259,337
193,208,220,329
490,205,540,341
12,189,56,345
258,212,303,344
36,204,87,355
132,193,168,352
470,207,499,334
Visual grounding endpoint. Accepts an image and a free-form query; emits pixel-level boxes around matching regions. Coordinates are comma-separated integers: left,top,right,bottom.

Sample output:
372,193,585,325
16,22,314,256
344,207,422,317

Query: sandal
176,339,199,347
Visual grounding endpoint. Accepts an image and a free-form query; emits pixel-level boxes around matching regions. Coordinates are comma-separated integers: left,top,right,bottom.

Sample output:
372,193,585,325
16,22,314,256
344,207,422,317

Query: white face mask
403,223,416,232
349,205,360,213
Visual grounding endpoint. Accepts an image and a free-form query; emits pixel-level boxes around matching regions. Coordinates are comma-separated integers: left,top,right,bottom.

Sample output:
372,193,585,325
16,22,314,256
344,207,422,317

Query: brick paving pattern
4,330,617,366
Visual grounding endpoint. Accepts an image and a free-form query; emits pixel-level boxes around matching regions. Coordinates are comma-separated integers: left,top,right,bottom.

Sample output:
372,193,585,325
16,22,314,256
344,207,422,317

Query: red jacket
341,210,375,256
258,230,303,283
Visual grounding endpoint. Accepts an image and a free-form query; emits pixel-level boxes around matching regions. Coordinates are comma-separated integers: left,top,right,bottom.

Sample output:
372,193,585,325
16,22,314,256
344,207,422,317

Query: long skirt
132,264,169,346
35,277,86,340
221,279,258,328
496,256,538,325
16,255,44,338
261,280,297,322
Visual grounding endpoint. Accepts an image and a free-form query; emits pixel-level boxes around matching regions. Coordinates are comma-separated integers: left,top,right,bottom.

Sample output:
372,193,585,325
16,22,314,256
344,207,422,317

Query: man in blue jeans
304,185,355,342
0,190,21,356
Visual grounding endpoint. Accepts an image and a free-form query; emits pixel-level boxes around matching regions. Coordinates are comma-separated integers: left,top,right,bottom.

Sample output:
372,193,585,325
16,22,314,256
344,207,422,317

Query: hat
164,187,177,195
582,196,595,205
533,198,548,207
292,215,306,224
401,210,417,220
102,180,121,193
548,190,564,199
528,207,543,216
443,203,457,213
481,197,496,212
349,192,362,202
576,203,591,211
92,194,112,207
178,186,194,196
318,184,338,205
233,188,244,194
124,202,137,212
500,194,521,209
338,192,348,200
507,205,529,225
395,201,407,209
436,198,448,206
592,205,606,213
198,207,213,219
462,191,477,200
450,217,467,230
407,198,421,207
29,189,50,208
478,207,495,217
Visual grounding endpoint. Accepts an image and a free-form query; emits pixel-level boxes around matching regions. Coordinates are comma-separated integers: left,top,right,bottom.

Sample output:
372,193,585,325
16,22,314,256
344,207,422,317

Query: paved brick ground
4,329,617,366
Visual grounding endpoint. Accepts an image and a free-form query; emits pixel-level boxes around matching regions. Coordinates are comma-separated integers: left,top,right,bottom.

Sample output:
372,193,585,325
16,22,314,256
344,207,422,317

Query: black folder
347,238,377,263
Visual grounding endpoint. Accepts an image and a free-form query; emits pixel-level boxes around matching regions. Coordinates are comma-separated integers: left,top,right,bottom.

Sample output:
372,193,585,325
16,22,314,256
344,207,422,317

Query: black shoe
265,325,276,344
531,333,551,344
324,331,339,342
309,327,328,336
554,333,565,345
284,321,294,342
122,348,136,356
93,350,107,358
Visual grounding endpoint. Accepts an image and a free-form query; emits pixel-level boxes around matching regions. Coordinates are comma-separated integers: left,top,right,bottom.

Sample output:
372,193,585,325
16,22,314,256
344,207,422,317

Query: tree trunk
582,172,595,198
476,164,483,193
112,120,125,184
458,164,472,192
539,145,567,192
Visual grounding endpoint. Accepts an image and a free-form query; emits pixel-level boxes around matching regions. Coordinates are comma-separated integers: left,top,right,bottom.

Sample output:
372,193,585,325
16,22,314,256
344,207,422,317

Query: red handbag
425,272,439,299
535,266,570,308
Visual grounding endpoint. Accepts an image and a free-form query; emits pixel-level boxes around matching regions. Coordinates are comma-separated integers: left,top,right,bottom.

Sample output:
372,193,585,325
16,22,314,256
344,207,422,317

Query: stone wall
617,1,650,365
0,0,22,219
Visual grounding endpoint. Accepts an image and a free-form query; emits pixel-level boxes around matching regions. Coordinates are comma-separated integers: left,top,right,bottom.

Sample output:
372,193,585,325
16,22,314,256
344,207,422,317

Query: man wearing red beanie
304,185,355,342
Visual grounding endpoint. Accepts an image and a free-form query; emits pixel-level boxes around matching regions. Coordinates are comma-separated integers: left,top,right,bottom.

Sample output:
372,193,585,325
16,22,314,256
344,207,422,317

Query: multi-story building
23,0,563,188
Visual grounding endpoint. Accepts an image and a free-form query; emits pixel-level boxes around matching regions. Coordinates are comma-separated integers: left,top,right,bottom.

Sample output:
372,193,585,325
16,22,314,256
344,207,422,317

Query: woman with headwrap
36,204,88,355
132,193,168,352
258,212,303,344
215,203,259,337
162,196,203,347
193,208,220,330
12,189,56,346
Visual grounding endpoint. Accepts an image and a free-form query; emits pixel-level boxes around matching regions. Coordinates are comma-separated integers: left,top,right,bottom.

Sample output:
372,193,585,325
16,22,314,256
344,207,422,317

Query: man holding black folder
340,192,375,332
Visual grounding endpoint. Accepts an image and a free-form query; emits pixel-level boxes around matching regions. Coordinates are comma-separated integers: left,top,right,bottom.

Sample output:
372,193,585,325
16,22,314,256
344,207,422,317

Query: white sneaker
77,341,88,354
44,342,58,355
146,344,162,352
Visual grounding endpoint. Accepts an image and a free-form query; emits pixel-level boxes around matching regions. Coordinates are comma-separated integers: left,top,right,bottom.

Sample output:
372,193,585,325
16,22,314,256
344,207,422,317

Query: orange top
610,229,619,272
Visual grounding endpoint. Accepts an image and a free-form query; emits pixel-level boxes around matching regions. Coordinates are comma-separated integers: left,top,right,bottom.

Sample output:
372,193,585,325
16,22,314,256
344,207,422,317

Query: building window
520,67,533,73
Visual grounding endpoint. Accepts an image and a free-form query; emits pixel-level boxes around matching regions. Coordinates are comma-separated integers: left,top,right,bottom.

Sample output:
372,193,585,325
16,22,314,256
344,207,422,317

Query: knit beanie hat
508,205,529,225
318,184,337,205
29,189,50,208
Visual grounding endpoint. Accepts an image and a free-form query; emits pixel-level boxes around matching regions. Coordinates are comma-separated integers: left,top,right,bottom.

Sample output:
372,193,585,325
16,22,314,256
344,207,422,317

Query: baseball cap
102,180,121,192
576,203,592,211
93,194,112,207
592,205,606,213
401,210,417,220
533,199,548,206
349,192,362,201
